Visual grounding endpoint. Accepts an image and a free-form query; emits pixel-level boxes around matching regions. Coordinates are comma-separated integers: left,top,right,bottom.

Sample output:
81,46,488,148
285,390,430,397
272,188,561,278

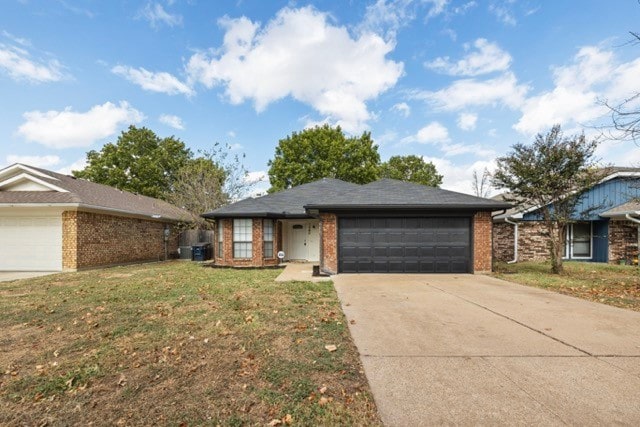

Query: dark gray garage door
338,217,471,273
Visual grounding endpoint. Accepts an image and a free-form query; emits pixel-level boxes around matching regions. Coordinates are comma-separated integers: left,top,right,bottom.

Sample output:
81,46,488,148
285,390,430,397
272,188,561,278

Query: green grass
493,261,640,311
0,261,380,426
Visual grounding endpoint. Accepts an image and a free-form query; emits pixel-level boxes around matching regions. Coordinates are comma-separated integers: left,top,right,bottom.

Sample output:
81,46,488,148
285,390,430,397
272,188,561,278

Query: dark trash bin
191,242,212,261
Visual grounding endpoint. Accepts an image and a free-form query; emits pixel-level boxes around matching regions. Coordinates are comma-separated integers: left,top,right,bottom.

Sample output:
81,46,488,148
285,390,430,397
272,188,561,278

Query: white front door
0,215,63,271
287,221,320,261
289,223,307,260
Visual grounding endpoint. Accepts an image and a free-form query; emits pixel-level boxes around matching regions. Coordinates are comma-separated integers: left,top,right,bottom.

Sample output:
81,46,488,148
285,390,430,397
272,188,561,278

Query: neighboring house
493,167,640,264
0,163,193,272
203,178,510,274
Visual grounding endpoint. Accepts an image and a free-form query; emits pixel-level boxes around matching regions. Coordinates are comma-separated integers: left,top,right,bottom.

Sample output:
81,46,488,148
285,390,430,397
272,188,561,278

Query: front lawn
493,261,640,311
0,262,380,426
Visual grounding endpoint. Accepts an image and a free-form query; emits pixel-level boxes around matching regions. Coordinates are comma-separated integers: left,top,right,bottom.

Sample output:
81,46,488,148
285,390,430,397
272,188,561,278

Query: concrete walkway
0,271,57,282
333,273,640,426
275,262,332,282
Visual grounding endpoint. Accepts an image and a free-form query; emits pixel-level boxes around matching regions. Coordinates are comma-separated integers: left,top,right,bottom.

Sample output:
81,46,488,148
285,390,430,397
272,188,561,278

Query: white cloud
2,31,31,47
402,121,450,144
159,114,184,130
425,38,511,76
245,170,268,185
5,155,61,168
112,65,194,96
138,2,183,28
227,131,236,138
229,143,243,151
416,72,528,111
56,158,88,175
17,101,144,149
439,142,495,158
514,46,640,135
457,112,478,130
358,0,450,40
422,156,497,195
186,6,403,133
0,42,65,83
489,1,517,26
391,102,411,117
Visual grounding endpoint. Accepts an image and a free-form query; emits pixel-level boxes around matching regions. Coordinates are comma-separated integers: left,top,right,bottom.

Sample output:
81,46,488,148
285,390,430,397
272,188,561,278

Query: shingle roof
0,164,194,222
600,201,640,217
203,178,361,218
204,178,510,219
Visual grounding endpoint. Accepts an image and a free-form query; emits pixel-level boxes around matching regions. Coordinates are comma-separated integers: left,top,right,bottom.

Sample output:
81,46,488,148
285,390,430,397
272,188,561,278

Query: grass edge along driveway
0,261,380,426
493,261,640,312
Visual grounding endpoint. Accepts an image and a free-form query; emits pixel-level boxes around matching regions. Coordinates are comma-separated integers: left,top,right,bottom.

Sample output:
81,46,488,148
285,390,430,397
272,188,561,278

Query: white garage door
0,216,63,271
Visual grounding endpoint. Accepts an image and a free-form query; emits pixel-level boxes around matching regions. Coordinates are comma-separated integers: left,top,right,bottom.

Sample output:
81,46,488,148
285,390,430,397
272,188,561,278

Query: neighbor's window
564,222,592,259
233,219,253,258
217,220,224,258
263,219,274,258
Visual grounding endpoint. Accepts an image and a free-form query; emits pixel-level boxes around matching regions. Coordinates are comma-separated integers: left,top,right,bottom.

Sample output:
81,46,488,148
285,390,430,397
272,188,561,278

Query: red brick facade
214,218,281,267
609,220,638,263
473,211,493,273
320,213,338,274
62,210,179,271
493,219,639,264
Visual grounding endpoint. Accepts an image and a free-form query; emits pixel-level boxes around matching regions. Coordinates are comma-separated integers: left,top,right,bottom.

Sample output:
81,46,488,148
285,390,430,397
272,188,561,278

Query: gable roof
203,178,361,218
0,164,193,222
600,201,640,218
204,178,510,219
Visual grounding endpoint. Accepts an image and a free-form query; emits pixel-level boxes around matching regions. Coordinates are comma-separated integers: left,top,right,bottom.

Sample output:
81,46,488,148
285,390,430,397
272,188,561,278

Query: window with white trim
263,219,274,258
217,220,224,258
564,222,592,259
233,219,253,258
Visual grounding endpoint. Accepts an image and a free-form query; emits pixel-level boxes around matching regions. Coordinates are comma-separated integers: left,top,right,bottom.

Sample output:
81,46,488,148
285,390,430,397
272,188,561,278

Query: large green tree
267,125,380,192
74,126,192,200
380,155,442,187
493,125,604,274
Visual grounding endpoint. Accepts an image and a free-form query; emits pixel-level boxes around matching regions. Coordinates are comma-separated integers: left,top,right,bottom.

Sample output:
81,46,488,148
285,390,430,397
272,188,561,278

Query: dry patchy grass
0,262,380,426
493,261,640,311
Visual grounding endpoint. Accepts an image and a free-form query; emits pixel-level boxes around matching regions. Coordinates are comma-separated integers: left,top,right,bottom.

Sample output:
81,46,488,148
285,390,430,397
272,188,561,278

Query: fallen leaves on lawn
324,345,337,352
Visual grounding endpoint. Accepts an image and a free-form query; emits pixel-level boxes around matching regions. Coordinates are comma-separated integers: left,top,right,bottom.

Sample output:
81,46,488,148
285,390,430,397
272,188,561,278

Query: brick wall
62,210,179,270
609,220,638,263
493,222,515,262
320,213,338,274
214,218,280,267
62,211,78,270
473,211,493,273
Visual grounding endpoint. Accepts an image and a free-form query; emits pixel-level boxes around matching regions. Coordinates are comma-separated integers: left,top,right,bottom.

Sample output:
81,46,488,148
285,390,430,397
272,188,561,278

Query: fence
178,229,215,259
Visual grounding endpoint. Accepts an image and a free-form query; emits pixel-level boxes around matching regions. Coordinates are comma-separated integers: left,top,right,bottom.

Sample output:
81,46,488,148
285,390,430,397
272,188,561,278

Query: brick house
493,167,640,265
203,178,509,274
0,163,193,271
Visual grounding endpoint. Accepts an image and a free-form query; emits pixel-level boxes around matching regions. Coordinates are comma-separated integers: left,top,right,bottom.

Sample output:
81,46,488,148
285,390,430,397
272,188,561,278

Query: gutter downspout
504,217,518,264
625,213,640,266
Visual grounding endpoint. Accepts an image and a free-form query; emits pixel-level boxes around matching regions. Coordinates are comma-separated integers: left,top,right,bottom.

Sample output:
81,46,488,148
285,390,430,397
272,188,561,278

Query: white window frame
217,220,224,258
563,222,593,260
233,219,253,259
263,219,274,259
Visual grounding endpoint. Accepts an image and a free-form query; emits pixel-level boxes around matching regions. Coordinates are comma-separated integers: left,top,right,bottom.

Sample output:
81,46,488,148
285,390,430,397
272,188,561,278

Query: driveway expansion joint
426,283,594,357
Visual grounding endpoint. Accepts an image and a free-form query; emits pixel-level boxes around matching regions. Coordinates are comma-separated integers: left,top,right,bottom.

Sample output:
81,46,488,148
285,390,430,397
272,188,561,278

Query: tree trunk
547,222,564,274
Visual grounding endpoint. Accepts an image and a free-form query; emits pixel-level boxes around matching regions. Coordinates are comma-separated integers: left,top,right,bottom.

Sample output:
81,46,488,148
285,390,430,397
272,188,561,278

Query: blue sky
1,0,639,195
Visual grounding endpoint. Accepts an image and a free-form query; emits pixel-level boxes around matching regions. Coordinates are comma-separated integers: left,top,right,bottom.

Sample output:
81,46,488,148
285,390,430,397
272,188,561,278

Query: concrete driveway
333,274,640,426
0,271,57,282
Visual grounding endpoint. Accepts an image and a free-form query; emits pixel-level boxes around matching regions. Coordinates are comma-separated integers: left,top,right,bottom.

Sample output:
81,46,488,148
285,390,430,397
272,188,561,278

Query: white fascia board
0,173,68,192
0,163,60,181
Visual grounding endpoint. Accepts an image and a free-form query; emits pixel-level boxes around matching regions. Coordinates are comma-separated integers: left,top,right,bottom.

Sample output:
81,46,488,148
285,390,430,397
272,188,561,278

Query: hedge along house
0,163,193,272
203,178,510,274
493,167,640,265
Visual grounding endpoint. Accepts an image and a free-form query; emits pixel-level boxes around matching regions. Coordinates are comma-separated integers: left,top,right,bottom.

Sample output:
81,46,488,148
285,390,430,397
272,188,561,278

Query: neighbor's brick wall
65,211,179,270
473,211,492,273
320,213,338,274
609,220,638,263
494,221,552,263
214,218,280,267
492,222,515,262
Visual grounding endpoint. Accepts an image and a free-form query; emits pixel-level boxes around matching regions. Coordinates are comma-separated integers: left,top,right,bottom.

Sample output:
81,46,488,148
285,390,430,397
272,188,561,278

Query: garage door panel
339,216,470,274
0,215,62,271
